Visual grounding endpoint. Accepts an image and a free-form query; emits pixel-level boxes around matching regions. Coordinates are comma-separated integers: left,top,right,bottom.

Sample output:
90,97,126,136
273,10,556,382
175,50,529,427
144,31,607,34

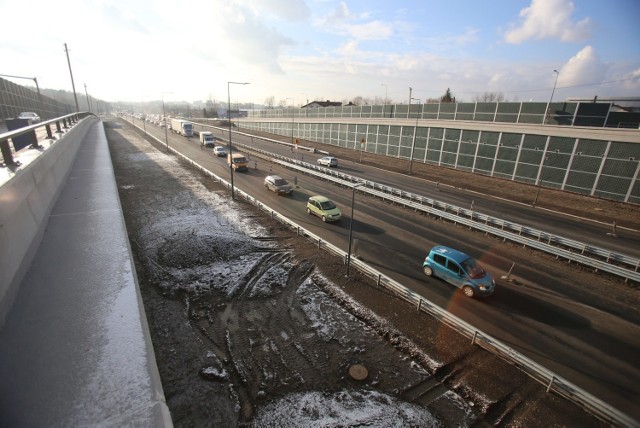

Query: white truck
199,131,215,148
170,118,193,137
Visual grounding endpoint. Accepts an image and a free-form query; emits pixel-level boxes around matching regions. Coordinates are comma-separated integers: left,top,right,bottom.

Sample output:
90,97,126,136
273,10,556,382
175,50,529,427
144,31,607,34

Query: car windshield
460,258,486,279
319,200,336,210
233,157,246,163
274,178,287,186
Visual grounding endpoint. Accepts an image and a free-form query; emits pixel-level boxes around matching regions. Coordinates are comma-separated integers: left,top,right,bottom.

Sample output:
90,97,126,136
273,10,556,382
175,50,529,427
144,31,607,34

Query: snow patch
252,389,442,427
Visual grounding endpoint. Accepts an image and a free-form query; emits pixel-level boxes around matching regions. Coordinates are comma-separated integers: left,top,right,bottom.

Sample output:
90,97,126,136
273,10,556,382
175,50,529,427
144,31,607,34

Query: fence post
0,139,16,166
546,376,556,393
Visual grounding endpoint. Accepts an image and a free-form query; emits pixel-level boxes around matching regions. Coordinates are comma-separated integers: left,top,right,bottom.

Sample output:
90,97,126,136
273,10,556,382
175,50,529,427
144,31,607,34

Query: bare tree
473,92,507,102
264,96,275,109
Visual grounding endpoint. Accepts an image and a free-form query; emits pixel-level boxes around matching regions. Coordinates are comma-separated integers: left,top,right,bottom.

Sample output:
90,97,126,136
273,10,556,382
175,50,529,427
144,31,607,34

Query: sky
2,0,639,106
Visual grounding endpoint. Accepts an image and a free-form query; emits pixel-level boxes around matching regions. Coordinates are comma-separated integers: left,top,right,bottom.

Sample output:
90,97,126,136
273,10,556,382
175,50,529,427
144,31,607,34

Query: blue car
422,246,495,298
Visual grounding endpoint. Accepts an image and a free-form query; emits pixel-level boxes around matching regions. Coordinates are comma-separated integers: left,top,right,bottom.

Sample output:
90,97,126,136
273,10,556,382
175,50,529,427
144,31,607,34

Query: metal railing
0,113,91,167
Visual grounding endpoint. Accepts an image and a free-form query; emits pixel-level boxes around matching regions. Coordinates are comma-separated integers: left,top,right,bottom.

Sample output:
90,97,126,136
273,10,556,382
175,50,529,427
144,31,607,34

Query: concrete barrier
0,118,94,325
0,118,173,426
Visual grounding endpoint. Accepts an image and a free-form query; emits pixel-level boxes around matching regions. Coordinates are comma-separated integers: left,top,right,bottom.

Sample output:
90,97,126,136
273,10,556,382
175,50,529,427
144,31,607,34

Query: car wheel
423,266,433,277
322,216,327,222
307,208,312,215
462,286,475,298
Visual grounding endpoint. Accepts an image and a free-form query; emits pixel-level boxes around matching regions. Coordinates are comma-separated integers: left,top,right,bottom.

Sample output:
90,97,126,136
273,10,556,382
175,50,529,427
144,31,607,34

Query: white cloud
314,2,393,41
336,41,360,56
505,0,592,44
558,46,607,86
345,21,393,41
233,0,311,21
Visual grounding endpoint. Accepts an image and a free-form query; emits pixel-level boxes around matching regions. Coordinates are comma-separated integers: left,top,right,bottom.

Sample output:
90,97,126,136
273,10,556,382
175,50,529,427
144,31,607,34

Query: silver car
264,175,293,195
317,156,338,167
17,112,41,123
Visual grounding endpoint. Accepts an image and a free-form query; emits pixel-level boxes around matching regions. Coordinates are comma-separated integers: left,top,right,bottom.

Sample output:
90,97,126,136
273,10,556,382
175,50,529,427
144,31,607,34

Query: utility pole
64,43,80,112
84,83,92,113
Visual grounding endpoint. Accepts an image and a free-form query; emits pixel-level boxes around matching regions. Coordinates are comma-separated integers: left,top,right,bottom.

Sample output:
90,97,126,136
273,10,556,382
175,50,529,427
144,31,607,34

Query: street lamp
408,97,421,175
228,81,250,200
84,83,92,113
346,183,364,276
533,146,549,207
286,97,295,147
381,83,388,117
301,93,309,118
161,91,173,152
0,73,43,115
545,69,559,124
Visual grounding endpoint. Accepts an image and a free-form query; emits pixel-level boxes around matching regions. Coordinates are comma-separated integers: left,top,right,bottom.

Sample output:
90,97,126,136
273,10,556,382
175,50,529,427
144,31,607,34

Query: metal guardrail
0,113,92,166
126,117,637,426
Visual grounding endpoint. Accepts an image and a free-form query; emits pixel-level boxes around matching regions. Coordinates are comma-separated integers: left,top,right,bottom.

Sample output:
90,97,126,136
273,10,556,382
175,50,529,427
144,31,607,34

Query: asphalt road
129,117,640,421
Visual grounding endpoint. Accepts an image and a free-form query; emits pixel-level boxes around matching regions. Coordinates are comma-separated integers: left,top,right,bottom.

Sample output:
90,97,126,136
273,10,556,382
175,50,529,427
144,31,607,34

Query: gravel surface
107,118,607,427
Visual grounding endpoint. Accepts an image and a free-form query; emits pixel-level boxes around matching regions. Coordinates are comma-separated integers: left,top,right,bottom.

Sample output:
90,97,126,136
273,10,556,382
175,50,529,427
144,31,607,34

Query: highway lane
133,119,640,420
207,123,640,261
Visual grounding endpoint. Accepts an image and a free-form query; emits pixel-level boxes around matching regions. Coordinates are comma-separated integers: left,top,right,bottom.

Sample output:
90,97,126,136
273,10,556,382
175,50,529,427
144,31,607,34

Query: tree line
263,89,509,108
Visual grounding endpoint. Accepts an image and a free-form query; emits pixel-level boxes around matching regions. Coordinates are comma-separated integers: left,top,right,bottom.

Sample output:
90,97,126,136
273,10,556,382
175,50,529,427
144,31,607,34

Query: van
422,246,495,297
199,131,215,148
227,152,248,171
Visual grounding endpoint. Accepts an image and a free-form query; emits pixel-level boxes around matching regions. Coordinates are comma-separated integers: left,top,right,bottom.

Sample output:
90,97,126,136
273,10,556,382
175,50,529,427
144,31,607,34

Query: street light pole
228,81,250,200
408,97,421,175
286,97,294,145
301,93,308,118
533,148,550,207
381,83,388,117
161,91,172,152
346,183,364,277
64,43,80,112
545,69,559,124
0,73,43,115
84,83,91,113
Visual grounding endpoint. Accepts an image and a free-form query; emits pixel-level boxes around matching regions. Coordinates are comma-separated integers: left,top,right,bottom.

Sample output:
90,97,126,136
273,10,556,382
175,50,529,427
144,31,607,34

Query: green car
306,196,341,222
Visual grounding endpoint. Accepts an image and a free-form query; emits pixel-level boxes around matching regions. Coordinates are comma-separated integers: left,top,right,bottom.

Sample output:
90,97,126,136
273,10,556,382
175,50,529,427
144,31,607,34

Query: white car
213,146,227,157
16,112,41,123
317,156,338,167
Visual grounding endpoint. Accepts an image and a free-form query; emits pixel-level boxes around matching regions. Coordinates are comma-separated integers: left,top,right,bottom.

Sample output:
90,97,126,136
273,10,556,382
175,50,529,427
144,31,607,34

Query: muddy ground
107,118,609,427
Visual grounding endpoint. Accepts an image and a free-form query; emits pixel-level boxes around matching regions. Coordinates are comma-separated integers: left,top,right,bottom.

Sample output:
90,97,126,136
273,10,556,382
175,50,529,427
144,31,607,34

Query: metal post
228,82,250,199
409,97,420,175
346,183,364,276
545,70,559,124
84,83,91,113
64,43,80,112
161,92,172,152
381,83,388,117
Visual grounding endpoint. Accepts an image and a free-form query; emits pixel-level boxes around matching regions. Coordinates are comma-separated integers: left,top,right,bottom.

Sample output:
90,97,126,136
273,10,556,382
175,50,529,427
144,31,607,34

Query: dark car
16,112,41,123
264,175,293,195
